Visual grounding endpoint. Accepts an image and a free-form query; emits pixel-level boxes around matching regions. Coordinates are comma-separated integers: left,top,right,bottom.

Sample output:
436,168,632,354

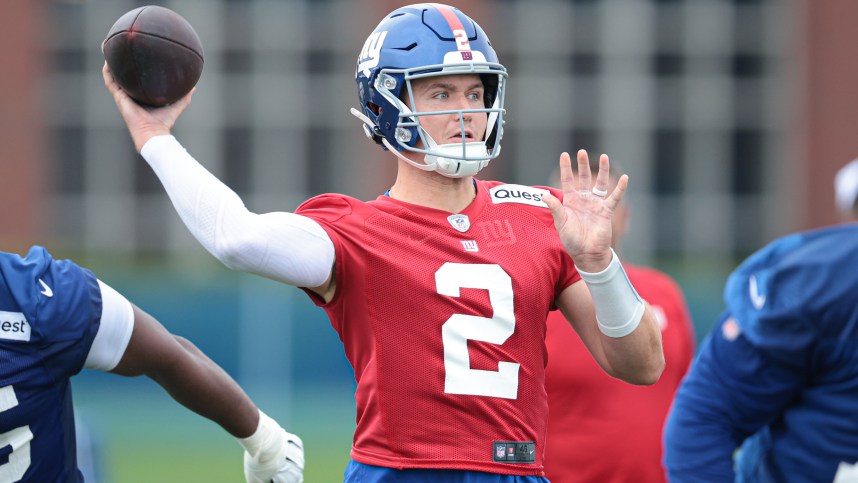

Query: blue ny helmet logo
357,31,387,79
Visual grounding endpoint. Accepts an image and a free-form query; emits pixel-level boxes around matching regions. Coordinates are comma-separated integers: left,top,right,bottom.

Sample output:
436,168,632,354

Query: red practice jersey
543,265,696,482
296,180,580,475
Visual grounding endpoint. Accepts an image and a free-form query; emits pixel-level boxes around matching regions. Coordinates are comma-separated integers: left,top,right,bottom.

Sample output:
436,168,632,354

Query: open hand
543,150,627,272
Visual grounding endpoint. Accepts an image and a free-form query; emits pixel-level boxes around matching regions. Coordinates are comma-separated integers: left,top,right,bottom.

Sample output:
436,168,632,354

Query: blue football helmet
351,3,507,178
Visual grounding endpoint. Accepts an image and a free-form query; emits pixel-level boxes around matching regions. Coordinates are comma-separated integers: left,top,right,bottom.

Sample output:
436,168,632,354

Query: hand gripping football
102,5,204,107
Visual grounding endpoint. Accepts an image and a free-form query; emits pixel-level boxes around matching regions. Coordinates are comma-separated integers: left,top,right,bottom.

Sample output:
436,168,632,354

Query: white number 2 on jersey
0,385,32,481
436,263,520,399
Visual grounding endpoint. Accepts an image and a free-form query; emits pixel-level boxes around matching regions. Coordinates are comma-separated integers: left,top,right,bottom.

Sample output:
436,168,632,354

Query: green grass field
75,383,355,482
105,430,350,482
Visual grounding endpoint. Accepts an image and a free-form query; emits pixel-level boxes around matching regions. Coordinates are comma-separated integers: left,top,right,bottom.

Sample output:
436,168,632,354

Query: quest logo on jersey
0,311,31,342
489,185,549,208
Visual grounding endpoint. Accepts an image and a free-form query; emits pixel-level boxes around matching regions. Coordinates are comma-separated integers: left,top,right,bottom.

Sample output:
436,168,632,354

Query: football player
0,246,303,482
104,4,664,480
543,161,696,483
663,223,858,482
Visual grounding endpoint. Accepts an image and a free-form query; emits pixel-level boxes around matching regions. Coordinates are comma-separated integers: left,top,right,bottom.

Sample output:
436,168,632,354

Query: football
102,5,204,107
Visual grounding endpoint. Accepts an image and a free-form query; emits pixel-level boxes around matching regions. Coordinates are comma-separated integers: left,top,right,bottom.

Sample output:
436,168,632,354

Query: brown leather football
103,5,204,107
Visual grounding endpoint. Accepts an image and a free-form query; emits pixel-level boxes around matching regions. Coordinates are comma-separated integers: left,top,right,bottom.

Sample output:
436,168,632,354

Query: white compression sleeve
576,249,645,338
140,135,334,288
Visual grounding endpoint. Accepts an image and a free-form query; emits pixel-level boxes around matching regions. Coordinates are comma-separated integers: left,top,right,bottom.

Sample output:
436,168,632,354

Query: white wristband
238,409,279,459
239,409,305,483
576,249,645,338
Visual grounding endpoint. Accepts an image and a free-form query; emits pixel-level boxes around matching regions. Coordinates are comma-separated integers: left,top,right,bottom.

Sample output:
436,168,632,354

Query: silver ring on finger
591,186,608,197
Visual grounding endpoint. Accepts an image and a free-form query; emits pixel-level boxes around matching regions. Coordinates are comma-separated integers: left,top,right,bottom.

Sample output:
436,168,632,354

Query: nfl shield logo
496,445,506,459
447,214,471,232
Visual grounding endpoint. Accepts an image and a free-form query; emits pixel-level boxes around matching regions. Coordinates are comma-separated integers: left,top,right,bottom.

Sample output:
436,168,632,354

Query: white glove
238,410,305,483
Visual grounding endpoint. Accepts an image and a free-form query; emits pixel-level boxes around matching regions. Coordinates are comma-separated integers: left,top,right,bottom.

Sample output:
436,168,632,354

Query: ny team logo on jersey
461,240,479,252
477,220,516,247
0,311,31,342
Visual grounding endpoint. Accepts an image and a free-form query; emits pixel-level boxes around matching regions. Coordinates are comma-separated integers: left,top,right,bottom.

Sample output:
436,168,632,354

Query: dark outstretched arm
110,304,258,438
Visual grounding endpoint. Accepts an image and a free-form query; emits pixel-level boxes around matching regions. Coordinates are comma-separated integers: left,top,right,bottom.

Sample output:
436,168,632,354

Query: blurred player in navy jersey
663,223,858,482
0,246,303,482
104,3,664,481
543,161,695,483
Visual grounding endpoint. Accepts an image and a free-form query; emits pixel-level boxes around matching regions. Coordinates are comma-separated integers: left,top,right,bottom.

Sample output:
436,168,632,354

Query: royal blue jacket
664,224,858,482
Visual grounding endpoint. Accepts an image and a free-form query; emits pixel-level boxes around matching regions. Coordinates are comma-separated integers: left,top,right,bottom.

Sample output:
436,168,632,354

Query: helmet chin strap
349,108,440,173
349,107,490,178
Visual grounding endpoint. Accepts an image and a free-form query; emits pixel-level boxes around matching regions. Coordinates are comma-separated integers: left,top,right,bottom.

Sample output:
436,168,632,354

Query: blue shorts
344,460,551,482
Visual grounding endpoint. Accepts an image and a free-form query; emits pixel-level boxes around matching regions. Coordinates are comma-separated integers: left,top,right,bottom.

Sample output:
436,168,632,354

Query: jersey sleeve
554,252,580,301
295,193,355,224
83,280,134,371
19,247,104,381
663,313,806,481
294,193,357,306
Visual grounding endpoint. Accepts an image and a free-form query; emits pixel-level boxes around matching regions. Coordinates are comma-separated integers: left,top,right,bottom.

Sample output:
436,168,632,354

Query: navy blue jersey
0,246,102,482
664,224,858,482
